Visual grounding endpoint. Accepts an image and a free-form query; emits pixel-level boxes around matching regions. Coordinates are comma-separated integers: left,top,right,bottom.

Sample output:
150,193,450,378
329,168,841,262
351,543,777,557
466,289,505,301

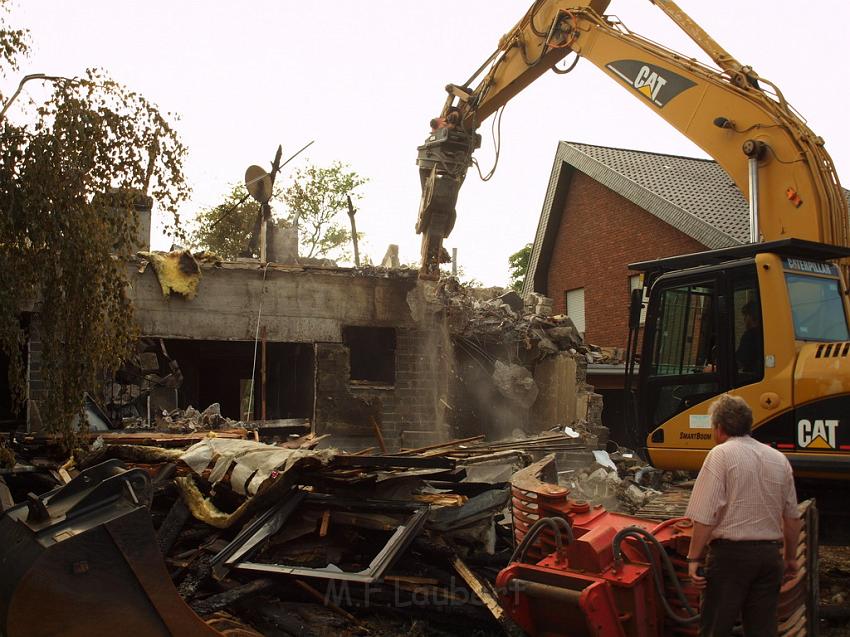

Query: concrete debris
492,361,539,408
496,290,523,312
156,403,237,433
380,243,401,268
437,278,609,362
553,443,686,514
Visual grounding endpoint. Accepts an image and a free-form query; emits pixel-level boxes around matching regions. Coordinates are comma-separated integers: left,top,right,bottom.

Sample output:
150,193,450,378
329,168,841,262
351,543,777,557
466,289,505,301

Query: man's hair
708,394,753,436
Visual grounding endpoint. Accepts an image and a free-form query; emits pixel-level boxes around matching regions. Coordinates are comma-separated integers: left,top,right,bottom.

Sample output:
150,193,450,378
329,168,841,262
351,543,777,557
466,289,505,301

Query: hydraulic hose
612,526,700,626
510,516,574,564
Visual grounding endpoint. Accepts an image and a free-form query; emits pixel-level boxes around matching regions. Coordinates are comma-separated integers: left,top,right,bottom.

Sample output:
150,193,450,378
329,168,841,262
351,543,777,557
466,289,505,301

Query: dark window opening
116,339,315,422
342,326,395,385
0,348,26,431
1,316,29,431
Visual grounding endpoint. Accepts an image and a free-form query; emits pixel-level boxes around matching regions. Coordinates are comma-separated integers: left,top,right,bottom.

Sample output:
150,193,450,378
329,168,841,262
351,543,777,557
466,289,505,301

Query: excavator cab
629,239,850,479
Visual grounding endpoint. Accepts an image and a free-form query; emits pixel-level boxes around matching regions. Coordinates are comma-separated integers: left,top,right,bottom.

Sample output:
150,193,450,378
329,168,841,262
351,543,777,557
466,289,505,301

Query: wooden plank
396,435,485,456
384,575,440,586
294,579,360,625
25,428,249,447
319,509,331,538
190,578,275,616
370,416,387,453
157,498,191,556
451,555,524,637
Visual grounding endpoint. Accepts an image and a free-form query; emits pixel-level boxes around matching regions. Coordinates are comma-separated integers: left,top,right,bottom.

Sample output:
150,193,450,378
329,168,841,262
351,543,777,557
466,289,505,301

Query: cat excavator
415,0,850,481
0,3,835,636
413,3,837,633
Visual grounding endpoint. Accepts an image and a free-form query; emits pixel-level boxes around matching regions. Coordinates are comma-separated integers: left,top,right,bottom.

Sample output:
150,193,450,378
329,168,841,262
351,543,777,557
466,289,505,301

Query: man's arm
781,460,800,581
782,514,801,581
686,520,714,589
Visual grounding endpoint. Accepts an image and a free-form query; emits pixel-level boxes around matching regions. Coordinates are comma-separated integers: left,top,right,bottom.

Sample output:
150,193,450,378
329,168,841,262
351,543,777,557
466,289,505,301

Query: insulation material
179,438,334,496
176,475,249,529
138,249,202,299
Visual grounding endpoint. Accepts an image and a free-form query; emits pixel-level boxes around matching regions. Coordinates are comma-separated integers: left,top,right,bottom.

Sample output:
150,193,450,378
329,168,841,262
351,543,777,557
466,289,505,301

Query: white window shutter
566,288,585,334
629,275,648,325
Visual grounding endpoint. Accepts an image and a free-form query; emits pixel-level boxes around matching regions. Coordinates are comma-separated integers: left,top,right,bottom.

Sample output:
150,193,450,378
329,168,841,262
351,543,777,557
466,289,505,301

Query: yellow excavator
415,0,850,480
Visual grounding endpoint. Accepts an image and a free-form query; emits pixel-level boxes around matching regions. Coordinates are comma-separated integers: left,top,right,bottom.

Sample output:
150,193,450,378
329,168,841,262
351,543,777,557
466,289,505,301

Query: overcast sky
9,1,850,285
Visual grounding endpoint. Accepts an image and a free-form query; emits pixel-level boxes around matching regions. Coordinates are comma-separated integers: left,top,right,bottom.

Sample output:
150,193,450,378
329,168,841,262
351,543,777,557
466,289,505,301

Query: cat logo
797,419,838,449
605,60,696,108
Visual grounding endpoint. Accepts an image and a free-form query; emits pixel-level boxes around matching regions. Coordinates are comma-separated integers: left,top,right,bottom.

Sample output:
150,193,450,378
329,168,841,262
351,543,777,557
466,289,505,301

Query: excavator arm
416,0,849,277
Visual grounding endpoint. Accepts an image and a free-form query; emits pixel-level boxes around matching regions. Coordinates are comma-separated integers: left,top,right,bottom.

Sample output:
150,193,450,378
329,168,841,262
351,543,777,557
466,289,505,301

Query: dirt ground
820,545,850,636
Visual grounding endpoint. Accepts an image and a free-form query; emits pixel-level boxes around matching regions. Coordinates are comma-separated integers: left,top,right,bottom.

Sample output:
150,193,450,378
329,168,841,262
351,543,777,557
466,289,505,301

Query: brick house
522,141,849,436
523,141,753,349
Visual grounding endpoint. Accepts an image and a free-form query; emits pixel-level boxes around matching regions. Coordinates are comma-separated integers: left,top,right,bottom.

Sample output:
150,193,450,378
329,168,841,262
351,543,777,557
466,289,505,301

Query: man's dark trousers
700,540,784,636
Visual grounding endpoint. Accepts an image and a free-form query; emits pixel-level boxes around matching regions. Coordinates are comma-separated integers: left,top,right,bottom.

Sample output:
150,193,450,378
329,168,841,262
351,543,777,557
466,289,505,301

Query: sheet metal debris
0,419,594,636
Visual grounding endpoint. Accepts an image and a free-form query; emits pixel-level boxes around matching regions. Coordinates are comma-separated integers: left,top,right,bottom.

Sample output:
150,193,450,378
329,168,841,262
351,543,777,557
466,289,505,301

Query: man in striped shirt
685,394,800,636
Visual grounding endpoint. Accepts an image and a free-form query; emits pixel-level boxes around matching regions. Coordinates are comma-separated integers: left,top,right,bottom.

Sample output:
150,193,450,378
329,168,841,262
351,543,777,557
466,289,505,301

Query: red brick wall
546,171,707,348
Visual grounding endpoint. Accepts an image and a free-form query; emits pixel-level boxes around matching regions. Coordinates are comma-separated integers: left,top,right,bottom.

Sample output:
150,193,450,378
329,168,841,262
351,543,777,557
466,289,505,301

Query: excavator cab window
731,268,764,388
644,278,721,427
640,263,767,433
784,267,849,342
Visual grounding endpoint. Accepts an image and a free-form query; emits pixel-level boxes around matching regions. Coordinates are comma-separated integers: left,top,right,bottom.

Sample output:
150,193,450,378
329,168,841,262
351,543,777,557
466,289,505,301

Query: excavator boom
416,0,848,276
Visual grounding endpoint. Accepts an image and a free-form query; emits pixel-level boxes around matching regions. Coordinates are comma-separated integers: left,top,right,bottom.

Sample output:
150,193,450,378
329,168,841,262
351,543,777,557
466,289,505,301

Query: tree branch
0,73,76,121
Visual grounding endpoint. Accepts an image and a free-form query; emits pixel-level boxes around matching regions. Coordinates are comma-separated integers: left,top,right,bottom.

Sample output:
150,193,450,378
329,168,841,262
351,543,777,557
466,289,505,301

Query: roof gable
524,141,850,295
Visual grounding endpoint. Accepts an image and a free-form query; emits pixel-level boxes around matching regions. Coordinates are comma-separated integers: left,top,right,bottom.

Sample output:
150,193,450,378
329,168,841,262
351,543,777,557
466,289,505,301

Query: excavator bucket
416,126,480,278
0,459,222,637
417,166,460,278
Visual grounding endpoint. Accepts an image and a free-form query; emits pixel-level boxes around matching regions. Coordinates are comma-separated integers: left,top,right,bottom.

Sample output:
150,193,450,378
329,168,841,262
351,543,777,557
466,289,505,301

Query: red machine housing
496,455,811,637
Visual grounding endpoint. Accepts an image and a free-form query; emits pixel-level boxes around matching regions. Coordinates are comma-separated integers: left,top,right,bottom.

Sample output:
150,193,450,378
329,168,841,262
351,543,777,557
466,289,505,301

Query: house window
342,326,396,385
564,288,585,334
629,274,648,325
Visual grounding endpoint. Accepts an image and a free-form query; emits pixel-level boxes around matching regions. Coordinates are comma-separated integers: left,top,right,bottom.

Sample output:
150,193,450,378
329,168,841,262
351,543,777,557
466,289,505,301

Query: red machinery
496,455,815,637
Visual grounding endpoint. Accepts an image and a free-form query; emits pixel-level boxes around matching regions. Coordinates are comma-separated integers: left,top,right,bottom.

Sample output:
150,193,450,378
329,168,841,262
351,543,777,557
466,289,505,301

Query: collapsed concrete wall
25,260,451,449
24,259,604,457
441,282,605,446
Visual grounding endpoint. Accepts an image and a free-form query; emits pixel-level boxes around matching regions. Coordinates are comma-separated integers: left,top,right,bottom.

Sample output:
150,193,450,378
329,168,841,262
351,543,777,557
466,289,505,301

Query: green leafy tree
0,2,189,447
283,161,367,259
508,243,532,292
191,184,265,259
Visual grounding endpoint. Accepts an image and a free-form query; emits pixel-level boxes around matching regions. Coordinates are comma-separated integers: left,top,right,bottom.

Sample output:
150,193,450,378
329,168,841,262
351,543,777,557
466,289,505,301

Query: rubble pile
438,281,624,383
155,403,237,433
0,424,594,636
556,445,693,515
438,280,585,356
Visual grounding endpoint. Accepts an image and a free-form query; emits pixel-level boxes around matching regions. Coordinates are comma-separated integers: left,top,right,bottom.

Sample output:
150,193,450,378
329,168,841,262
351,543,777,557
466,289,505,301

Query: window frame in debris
211,490,429,584
564,287,586,334
342,326,396,386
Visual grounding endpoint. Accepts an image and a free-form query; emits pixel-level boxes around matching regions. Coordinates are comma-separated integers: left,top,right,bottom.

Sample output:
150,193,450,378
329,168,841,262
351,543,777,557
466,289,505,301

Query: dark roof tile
523,141,850,296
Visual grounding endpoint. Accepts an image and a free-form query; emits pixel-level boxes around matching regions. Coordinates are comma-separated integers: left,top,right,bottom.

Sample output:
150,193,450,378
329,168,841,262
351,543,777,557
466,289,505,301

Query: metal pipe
346,195,360,267
507,579,583,604
259,210,268,262
748,155,760,243
261,326,267,424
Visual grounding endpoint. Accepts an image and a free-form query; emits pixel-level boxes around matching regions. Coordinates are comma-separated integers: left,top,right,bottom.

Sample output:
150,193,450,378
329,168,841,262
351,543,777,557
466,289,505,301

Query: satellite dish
245,165,273,203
